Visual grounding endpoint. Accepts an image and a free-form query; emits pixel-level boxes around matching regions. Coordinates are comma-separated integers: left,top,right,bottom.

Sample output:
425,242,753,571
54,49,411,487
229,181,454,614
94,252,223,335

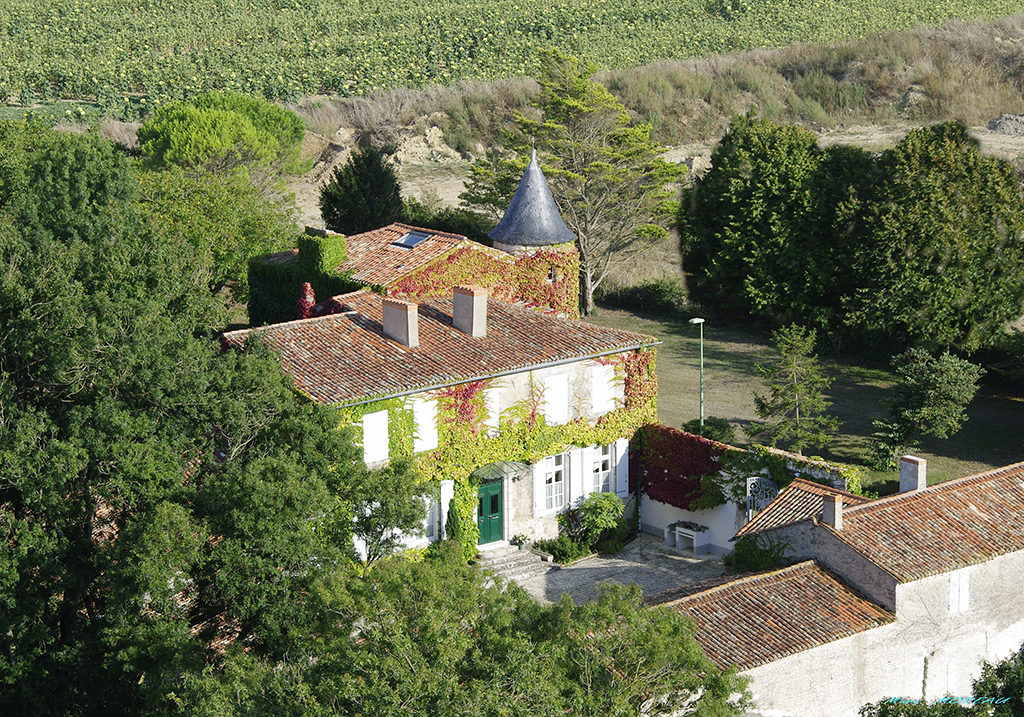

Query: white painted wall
639,495,743,556
741,549,1024,717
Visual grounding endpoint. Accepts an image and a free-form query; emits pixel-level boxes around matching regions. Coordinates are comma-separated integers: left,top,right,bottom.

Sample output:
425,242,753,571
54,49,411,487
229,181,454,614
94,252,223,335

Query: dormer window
392,230,430,250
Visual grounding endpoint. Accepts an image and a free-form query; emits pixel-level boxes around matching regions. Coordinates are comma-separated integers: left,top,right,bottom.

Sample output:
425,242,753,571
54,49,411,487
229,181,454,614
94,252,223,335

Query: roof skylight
392,230,431,249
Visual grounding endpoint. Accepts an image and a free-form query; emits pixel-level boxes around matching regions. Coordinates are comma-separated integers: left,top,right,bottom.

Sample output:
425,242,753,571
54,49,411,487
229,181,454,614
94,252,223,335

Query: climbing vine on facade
338,349,657,560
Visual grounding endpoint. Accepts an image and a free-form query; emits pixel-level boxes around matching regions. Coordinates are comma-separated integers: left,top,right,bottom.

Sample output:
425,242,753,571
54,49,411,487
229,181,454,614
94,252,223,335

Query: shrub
595,278,688,317
557,492,626,547
723,533,791,573
535,535,593,564
681,417,737,444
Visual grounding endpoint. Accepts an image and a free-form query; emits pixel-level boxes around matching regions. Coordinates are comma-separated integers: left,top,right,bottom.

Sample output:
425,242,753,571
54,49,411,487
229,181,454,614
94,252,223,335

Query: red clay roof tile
659,561,895,670
826,462,1024,582
335,223,511,287
734,478,871,539
222,289,658,405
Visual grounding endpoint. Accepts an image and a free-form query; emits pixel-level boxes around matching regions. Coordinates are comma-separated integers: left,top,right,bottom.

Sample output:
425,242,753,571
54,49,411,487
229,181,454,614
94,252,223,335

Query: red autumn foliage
296,282,316,319
433,381,485,429
637,424,725,510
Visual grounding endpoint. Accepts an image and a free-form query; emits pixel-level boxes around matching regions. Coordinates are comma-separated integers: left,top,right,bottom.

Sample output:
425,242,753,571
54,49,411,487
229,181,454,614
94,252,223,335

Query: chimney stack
382,298,419,348
823,494,843,530
899,455,927,493
453,285,487,338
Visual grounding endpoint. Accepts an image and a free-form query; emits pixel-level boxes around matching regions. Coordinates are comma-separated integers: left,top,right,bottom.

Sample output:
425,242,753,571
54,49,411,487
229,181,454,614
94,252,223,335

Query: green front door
477,480,503,544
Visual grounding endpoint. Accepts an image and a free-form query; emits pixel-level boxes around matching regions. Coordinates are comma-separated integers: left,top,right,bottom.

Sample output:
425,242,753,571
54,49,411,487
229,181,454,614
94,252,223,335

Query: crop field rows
0,0,1018,115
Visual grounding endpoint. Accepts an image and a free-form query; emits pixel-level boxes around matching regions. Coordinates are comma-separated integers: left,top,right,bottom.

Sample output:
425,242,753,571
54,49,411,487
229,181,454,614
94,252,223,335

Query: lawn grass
586,307,1024,493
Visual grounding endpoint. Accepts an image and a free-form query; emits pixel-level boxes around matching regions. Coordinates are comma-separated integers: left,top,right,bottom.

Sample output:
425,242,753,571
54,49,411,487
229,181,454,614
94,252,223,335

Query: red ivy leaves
639,424,725,510
296,282,315,319
433,380,485,430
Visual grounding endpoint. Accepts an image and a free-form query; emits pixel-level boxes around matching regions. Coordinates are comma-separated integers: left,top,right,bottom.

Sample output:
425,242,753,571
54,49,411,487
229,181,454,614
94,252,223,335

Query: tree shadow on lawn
589,306,1024,479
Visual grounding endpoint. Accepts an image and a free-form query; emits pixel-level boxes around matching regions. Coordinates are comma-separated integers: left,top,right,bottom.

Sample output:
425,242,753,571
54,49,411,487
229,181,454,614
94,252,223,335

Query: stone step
477,549,544,570
477,546,559,586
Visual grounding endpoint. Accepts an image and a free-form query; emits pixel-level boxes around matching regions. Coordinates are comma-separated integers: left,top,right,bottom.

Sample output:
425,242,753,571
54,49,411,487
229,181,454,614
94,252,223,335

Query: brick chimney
382,298,419,348
823,494,843,530
899,455,927,493
453,285,487,338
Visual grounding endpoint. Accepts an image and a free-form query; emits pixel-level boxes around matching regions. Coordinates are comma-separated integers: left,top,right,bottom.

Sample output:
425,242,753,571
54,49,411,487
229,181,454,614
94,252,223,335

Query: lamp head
688,317,705,325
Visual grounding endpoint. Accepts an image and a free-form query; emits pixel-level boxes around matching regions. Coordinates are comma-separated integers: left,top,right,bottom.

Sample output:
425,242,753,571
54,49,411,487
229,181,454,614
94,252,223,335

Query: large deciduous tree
748,324,839,455
319,145,406,235
137,167,301,300
870,348,984,470
680,113,877,353
463,50,686,314
681,117,1024,355
0,124,368,715
847,121,1024,352
178,544,750,717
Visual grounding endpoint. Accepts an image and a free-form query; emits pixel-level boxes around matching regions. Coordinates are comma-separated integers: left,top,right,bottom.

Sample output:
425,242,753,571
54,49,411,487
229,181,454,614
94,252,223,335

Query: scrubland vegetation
286,15,1024,151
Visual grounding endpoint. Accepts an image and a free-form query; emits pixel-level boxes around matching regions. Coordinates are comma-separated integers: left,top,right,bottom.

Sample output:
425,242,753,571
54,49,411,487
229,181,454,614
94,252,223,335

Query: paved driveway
516,532,727,604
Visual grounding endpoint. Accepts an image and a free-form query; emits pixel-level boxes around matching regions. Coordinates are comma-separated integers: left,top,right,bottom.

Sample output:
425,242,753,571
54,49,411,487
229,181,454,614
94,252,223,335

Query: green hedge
248,231,359,326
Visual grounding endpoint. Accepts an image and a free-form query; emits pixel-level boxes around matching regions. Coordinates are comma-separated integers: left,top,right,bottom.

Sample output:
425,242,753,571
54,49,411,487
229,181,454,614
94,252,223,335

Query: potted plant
511,534,530,550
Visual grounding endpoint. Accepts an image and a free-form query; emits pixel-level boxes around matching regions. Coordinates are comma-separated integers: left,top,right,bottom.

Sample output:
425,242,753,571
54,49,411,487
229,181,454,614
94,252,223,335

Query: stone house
223,285,658,551
654,457,1024,717
248,150,580,325
232,150,659,553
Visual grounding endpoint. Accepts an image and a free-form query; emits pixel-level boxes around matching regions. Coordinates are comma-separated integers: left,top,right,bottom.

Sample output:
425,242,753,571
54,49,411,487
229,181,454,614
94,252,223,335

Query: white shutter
568,448,584,504
362,409,389,465
591,364,615,415
484,387,501,431
543,374,570,425
532,460,545,517
412,397,438,452
614,437,630,497
949,568,971,615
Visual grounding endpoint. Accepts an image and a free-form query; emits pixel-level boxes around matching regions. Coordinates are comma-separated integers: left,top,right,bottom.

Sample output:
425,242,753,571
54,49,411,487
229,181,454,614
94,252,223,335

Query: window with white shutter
362,409,389,465
412,397,438,452
590,364,615,415
949,568,971,615
591,444,613,493
543,374,570,425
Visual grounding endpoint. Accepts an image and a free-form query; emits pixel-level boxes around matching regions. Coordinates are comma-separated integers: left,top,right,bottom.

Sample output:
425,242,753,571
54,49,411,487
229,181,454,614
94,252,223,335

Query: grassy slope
586,308,1024,492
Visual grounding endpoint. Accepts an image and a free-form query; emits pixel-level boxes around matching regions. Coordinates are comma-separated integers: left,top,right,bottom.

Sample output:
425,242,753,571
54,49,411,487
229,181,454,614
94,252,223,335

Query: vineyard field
0,0,1018,116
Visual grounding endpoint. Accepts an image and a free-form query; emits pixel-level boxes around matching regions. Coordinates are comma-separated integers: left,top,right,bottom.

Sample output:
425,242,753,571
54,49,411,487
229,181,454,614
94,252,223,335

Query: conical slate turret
488,150,576,247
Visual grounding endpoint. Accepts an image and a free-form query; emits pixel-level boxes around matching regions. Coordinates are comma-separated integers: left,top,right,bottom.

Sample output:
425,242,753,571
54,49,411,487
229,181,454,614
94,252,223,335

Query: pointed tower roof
488,150,576,247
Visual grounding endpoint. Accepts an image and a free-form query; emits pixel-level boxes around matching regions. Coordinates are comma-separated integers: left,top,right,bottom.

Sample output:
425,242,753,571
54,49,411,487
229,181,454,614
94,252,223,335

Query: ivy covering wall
389,243,580,318
635,424,866,512
250,233,581,327
248,230,358,326
338,348,657,560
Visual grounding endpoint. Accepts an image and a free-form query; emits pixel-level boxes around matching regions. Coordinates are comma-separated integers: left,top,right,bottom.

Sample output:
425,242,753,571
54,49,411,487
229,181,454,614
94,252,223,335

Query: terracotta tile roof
222,289,658,405
824,462,1024,582
261,248,299,265
734,478,872,539
335,223,512,287
660,561,895,670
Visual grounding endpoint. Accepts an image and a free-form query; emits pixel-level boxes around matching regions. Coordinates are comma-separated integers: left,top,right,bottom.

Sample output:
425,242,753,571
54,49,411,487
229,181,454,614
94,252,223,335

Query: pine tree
319,145,405,235
748,324,839,455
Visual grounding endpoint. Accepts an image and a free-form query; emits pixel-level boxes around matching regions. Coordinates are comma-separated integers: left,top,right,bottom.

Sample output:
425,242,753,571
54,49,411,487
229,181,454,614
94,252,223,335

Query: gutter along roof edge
332,340,662,409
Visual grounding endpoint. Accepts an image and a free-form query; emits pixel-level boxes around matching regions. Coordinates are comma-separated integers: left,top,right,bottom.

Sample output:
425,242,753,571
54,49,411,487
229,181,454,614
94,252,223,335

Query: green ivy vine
338,348,657,560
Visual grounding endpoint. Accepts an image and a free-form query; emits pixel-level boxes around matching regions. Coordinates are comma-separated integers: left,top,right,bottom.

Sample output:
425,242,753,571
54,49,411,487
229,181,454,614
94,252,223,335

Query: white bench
663,521,711,555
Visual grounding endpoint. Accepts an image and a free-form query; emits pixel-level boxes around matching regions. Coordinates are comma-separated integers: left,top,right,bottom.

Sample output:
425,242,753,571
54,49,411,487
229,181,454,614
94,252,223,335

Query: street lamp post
688,317,705,430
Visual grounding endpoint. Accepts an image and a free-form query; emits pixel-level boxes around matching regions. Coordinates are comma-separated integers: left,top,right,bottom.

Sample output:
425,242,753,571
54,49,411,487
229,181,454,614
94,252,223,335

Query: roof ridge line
844,460,1024,516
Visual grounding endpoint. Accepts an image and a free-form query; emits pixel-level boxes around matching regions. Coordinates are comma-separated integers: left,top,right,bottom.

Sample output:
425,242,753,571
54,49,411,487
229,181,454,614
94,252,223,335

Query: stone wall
742,549,1024,717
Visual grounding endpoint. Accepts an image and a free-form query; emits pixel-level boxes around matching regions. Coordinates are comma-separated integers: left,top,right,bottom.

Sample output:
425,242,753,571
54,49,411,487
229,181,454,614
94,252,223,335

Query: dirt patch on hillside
289,119,1024,230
